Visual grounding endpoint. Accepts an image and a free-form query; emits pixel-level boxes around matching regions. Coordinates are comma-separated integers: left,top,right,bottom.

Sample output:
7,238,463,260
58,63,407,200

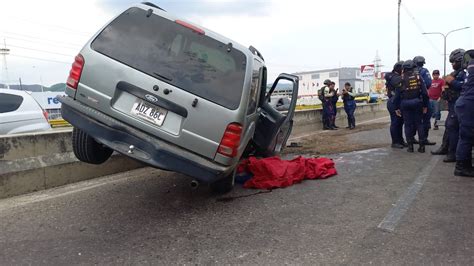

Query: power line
401,3,443,55
0,31,83,48
3,15,92,36
9,54,71,64
8,44,74,57
1,35,80,51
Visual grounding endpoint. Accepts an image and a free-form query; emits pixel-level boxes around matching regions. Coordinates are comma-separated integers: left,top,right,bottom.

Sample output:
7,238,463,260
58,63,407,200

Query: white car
0,89,51,135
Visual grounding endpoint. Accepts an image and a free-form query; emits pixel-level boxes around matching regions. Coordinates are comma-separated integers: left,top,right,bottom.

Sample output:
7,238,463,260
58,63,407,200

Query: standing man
393,60,429,153
385,61,406,148
439,49,466,163
319,79,332,130
454,49,474,177
428,70,445,130
414,56,435,146
330,82,339,128
342,82,356,129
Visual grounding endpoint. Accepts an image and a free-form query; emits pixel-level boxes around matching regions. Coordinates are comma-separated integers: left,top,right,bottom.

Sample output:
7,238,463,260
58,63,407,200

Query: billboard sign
360,64,375,80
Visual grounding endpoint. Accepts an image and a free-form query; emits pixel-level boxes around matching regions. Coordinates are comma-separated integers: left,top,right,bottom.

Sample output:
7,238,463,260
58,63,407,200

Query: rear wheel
210,168,236,194
72,127,113,164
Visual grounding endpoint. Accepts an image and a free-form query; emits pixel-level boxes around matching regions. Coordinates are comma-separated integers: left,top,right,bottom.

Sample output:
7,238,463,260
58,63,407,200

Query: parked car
354,92,378,104
0,89,51,135
59,3,299,193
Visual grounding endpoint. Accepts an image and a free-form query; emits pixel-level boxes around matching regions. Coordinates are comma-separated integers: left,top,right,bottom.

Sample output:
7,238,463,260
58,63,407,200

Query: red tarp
238,156,337,189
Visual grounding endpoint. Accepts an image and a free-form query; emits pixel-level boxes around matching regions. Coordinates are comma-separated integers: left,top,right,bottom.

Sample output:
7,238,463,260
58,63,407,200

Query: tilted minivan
59,2,299,193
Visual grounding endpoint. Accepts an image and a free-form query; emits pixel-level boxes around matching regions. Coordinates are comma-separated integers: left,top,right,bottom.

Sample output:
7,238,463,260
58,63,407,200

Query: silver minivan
0,89,51,135
59,3,299,193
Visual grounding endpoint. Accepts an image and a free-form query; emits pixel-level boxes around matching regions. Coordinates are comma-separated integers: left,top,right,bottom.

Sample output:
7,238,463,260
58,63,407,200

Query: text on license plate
131,100,168,126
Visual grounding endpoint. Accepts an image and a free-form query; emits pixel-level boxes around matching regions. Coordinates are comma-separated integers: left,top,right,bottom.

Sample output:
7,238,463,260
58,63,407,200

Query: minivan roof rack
141,2,166,11
249,46,264,61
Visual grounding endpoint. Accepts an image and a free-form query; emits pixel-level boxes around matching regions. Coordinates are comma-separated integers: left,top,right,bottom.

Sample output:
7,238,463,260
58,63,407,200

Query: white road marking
378,156,440,232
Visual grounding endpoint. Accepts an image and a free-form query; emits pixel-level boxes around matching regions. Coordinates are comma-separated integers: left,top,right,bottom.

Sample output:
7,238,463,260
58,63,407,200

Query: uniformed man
342,82,356,129
439,49,466,163
385,61,406,148
318,79,332,130
324,82,337,130
393,60,429,153
330,82,339,128
414,56,436,146
454,49,474,177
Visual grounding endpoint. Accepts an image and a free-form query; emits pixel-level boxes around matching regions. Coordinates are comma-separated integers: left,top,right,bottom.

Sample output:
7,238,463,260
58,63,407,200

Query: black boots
454,160,474,177
407,143,414,153
424,140,437,146
431,131,449,155
443,153,456,163
391,143,405,149
418,145,425,153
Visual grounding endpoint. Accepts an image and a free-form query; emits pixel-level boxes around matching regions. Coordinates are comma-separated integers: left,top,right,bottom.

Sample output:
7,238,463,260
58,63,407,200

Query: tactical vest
401,72,422,100
318,86,326,101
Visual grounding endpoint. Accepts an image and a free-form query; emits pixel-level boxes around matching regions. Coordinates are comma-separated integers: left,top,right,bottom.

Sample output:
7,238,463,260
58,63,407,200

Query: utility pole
0,38,10,89
397,0,401,62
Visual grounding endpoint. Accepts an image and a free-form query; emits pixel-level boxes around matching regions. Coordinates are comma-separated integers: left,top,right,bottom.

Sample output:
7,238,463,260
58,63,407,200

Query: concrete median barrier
292,101,388,136
0,130,144,199
0,101,387,199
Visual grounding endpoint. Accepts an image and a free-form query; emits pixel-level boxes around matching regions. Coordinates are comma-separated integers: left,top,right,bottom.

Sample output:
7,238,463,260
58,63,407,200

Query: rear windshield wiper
153,72,173,82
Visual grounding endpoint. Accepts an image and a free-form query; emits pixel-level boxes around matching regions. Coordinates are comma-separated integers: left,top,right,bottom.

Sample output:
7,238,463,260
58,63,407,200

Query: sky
0,0,473,86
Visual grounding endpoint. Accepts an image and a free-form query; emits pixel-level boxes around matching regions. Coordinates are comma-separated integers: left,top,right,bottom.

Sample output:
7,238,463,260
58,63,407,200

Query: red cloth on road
239,156,337,189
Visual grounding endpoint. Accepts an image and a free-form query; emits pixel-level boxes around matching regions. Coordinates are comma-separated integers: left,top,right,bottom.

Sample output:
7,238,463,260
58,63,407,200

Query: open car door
253,73,299,156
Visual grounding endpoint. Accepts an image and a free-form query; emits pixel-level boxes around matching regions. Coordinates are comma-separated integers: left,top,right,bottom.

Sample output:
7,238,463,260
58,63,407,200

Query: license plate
131,100,168,126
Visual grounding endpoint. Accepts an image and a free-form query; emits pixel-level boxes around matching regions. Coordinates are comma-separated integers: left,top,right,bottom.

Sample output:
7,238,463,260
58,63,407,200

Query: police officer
331,82,339,128
319,79,332,130
454,49,474,177
325,82,337,130
414,56,436,146
385,61,406,148
342,82,356,129
454,50,474,176
393,60,429,153
439,49,466,163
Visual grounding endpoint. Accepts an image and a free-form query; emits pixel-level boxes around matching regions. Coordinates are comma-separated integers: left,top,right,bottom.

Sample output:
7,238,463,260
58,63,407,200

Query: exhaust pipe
190,180,200,190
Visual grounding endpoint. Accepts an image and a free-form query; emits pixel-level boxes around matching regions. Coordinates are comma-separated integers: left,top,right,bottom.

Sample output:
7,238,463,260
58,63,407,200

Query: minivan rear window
0,93,23,113
91,7,247,109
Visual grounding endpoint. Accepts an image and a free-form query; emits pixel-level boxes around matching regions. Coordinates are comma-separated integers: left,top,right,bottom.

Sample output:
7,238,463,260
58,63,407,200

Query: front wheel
72,127,113,164
210,168,236,194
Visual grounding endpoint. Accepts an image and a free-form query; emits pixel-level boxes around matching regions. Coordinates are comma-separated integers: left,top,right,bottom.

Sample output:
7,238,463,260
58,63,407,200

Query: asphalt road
0,121,473,265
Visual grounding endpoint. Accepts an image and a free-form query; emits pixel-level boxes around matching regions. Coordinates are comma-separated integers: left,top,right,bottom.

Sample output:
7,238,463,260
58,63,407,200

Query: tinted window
0,93,23,113
91,7,247,109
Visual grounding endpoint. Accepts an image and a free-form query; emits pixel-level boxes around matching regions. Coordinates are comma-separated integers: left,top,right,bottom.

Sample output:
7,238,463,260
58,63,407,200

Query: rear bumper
58,96,232,183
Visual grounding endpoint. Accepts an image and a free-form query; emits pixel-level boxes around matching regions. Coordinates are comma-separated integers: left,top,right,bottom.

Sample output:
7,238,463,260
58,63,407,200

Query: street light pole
423,26,470,76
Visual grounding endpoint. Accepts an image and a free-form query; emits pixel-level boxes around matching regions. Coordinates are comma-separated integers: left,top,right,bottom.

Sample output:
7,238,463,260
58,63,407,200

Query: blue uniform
385,71,405,145
455,60,474,161
418,67,433,140
342,87,356,128
445,70,467,157
393,71,429,145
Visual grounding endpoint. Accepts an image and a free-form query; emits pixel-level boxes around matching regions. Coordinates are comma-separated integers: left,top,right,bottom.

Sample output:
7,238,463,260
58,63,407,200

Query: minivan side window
0,93,23,113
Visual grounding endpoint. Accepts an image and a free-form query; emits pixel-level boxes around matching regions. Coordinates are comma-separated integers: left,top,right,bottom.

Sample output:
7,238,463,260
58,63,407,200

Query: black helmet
449,48,465,63
323,79,331,85
413,56,426,66
393,61,404,73
402,60,415,70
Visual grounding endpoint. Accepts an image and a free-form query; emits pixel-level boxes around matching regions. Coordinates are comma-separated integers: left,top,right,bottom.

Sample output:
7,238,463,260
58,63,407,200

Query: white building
293,67,371,105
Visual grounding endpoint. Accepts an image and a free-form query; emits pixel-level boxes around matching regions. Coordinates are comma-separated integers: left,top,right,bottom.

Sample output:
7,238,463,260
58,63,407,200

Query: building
294,67,371,97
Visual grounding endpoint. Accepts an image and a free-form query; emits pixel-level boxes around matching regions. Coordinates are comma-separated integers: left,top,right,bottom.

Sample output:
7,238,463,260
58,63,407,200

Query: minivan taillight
67,54,84,90
217,123,243,158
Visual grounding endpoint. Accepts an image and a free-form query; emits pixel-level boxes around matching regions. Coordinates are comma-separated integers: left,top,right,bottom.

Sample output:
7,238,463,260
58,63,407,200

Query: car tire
72,127,113,164
210,168,236,194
